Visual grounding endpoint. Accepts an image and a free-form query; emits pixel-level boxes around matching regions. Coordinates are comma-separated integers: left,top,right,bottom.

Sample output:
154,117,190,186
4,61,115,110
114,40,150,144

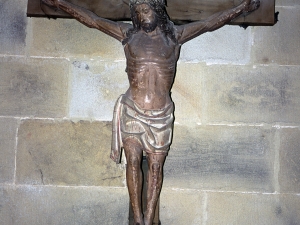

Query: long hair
122,1,177,45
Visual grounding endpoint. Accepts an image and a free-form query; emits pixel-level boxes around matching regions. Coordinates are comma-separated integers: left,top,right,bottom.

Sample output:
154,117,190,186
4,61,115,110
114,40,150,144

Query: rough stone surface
164,125,275,192
171,62,204,125
30,18,125,59
206,192,300,225
69,60,128,120
0,57,69,118
276,0,300,6
0,185,128,225
279,128,300,193
179,25,252,65
0,118,18,184
160,189,204,225
0,0,27,55
253,7,300,65
203,65,300,124
16,120,125,186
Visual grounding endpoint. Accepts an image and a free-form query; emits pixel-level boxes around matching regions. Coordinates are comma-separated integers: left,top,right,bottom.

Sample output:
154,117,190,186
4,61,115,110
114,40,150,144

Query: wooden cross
27,0,276,26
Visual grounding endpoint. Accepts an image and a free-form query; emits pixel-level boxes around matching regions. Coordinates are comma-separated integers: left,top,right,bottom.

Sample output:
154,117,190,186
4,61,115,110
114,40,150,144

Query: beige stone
206,192,300,225
0,185,128,225
16,120,125,187
69,60,128,120
30,18,125,59
253,7,300,65
202,65,300,124
180,25,252,65
164,124,275,192
0,0,27,55
279,128,300,193
276,0,300,6
0,118,18,184
0,57,69,117
170,62,205,125
160,189,204,225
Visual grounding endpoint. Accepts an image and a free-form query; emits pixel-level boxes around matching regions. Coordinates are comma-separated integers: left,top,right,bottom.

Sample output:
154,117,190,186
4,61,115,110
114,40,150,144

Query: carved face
134,4,158,33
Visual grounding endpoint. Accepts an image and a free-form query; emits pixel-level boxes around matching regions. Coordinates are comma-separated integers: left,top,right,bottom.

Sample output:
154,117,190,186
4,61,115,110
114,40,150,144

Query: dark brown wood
27,0,275,25
129,157,161,225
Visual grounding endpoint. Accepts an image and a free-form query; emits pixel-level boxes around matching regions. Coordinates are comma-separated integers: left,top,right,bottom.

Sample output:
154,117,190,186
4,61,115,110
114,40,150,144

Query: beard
141,21,157,33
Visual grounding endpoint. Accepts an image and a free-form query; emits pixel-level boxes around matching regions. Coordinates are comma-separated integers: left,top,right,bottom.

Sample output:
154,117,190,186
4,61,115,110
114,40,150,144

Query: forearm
41,0,128,41
49,0,99,28
205,1,249,31
177,0,252,44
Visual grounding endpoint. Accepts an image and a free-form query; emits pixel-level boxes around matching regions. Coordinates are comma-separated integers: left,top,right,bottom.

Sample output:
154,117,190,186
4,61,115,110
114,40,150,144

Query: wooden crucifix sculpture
40,0,260,224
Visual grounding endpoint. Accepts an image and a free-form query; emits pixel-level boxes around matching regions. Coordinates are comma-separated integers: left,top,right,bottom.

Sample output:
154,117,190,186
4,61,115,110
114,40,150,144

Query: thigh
123,137,144,165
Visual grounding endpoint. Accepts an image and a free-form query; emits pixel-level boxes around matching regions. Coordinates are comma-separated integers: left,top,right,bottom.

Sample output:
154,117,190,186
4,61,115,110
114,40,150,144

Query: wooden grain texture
27,0,275,25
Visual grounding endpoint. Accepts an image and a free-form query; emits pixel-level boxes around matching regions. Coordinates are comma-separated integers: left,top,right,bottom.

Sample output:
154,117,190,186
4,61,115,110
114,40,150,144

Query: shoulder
117,22,133,34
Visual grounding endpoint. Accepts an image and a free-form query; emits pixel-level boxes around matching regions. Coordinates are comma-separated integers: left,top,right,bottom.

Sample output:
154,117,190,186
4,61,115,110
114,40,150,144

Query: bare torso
124,28,180,110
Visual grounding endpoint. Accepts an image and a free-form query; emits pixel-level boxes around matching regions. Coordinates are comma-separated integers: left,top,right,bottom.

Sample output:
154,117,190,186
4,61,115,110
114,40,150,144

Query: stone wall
1,1,300,224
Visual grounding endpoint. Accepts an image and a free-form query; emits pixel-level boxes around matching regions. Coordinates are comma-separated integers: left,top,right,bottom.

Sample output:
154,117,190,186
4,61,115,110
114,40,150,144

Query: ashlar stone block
203,65,300,124
278,1,300,6
171,62,205,125
279,128,300,193
0,118,18,184
0,57,69,118
69,60,128,120
164,124,275,192
0,0,27,55
16,120,125,187
0,185,128,225
253,7,300,65
30,18,125,59
206,192,300,225
179,25,252,65
160,189,204,225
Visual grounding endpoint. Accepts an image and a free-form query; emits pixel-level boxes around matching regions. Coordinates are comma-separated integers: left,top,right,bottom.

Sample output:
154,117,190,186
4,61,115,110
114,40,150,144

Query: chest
125,32,176,60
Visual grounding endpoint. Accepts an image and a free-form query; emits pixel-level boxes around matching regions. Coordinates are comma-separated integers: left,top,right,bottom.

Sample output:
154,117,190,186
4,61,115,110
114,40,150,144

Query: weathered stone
206,192,300,225
203,65,300,124
160,189,204,225
16,120,125,186
69,60,128,120
276,0,300,6
253,7,300,65
279,128,300,193
0,57,69,118
169,62,204,125
30,18,125,59
0,118,18,184
0,0,27,55
164,125,275,192
179,25,252,65
0,185,128,225
0,186,15,225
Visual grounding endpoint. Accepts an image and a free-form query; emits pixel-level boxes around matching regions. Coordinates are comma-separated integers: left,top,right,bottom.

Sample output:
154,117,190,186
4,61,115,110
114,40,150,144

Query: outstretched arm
41,0,132,42
176,0,260,44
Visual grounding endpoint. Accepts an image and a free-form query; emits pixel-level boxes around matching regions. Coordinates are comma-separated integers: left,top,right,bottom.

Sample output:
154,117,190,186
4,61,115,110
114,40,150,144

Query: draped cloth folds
110,95,174,164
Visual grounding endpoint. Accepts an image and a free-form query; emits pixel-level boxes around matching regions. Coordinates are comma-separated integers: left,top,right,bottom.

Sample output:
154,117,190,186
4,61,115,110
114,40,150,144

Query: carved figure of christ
41,0,260,224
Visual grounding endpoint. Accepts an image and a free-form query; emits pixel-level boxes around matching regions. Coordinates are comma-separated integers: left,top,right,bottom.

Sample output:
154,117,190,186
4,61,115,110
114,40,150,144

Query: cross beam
27,0,276,26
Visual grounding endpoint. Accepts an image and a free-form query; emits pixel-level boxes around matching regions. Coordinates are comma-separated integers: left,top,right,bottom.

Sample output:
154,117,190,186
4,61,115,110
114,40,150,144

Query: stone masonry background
1,0,300,224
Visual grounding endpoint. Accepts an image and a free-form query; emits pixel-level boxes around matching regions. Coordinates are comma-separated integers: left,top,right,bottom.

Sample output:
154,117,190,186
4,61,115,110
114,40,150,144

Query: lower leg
127,163,144,224
144,154,165,225
124,139,144,225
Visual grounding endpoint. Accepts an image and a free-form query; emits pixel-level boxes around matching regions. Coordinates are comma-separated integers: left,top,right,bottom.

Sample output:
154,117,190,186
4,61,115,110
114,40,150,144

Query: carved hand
243,0,260,14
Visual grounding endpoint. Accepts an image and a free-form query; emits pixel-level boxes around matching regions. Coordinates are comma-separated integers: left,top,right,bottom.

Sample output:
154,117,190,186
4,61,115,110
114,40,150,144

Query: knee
128,155,142,168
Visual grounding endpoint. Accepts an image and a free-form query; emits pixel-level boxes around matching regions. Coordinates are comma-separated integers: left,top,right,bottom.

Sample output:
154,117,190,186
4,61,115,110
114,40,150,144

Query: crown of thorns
130,0,166,7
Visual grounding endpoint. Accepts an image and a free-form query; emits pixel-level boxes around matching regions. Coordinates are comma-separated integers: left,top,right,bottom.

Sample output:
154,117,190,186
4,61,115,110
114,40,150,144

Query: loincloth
110,95,174,164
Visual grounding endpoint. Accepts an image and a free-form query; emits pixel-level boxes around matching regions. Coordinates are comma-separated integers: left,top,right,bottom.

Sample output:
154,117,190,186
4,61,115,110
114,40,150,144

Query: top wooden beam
27,0,276,26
